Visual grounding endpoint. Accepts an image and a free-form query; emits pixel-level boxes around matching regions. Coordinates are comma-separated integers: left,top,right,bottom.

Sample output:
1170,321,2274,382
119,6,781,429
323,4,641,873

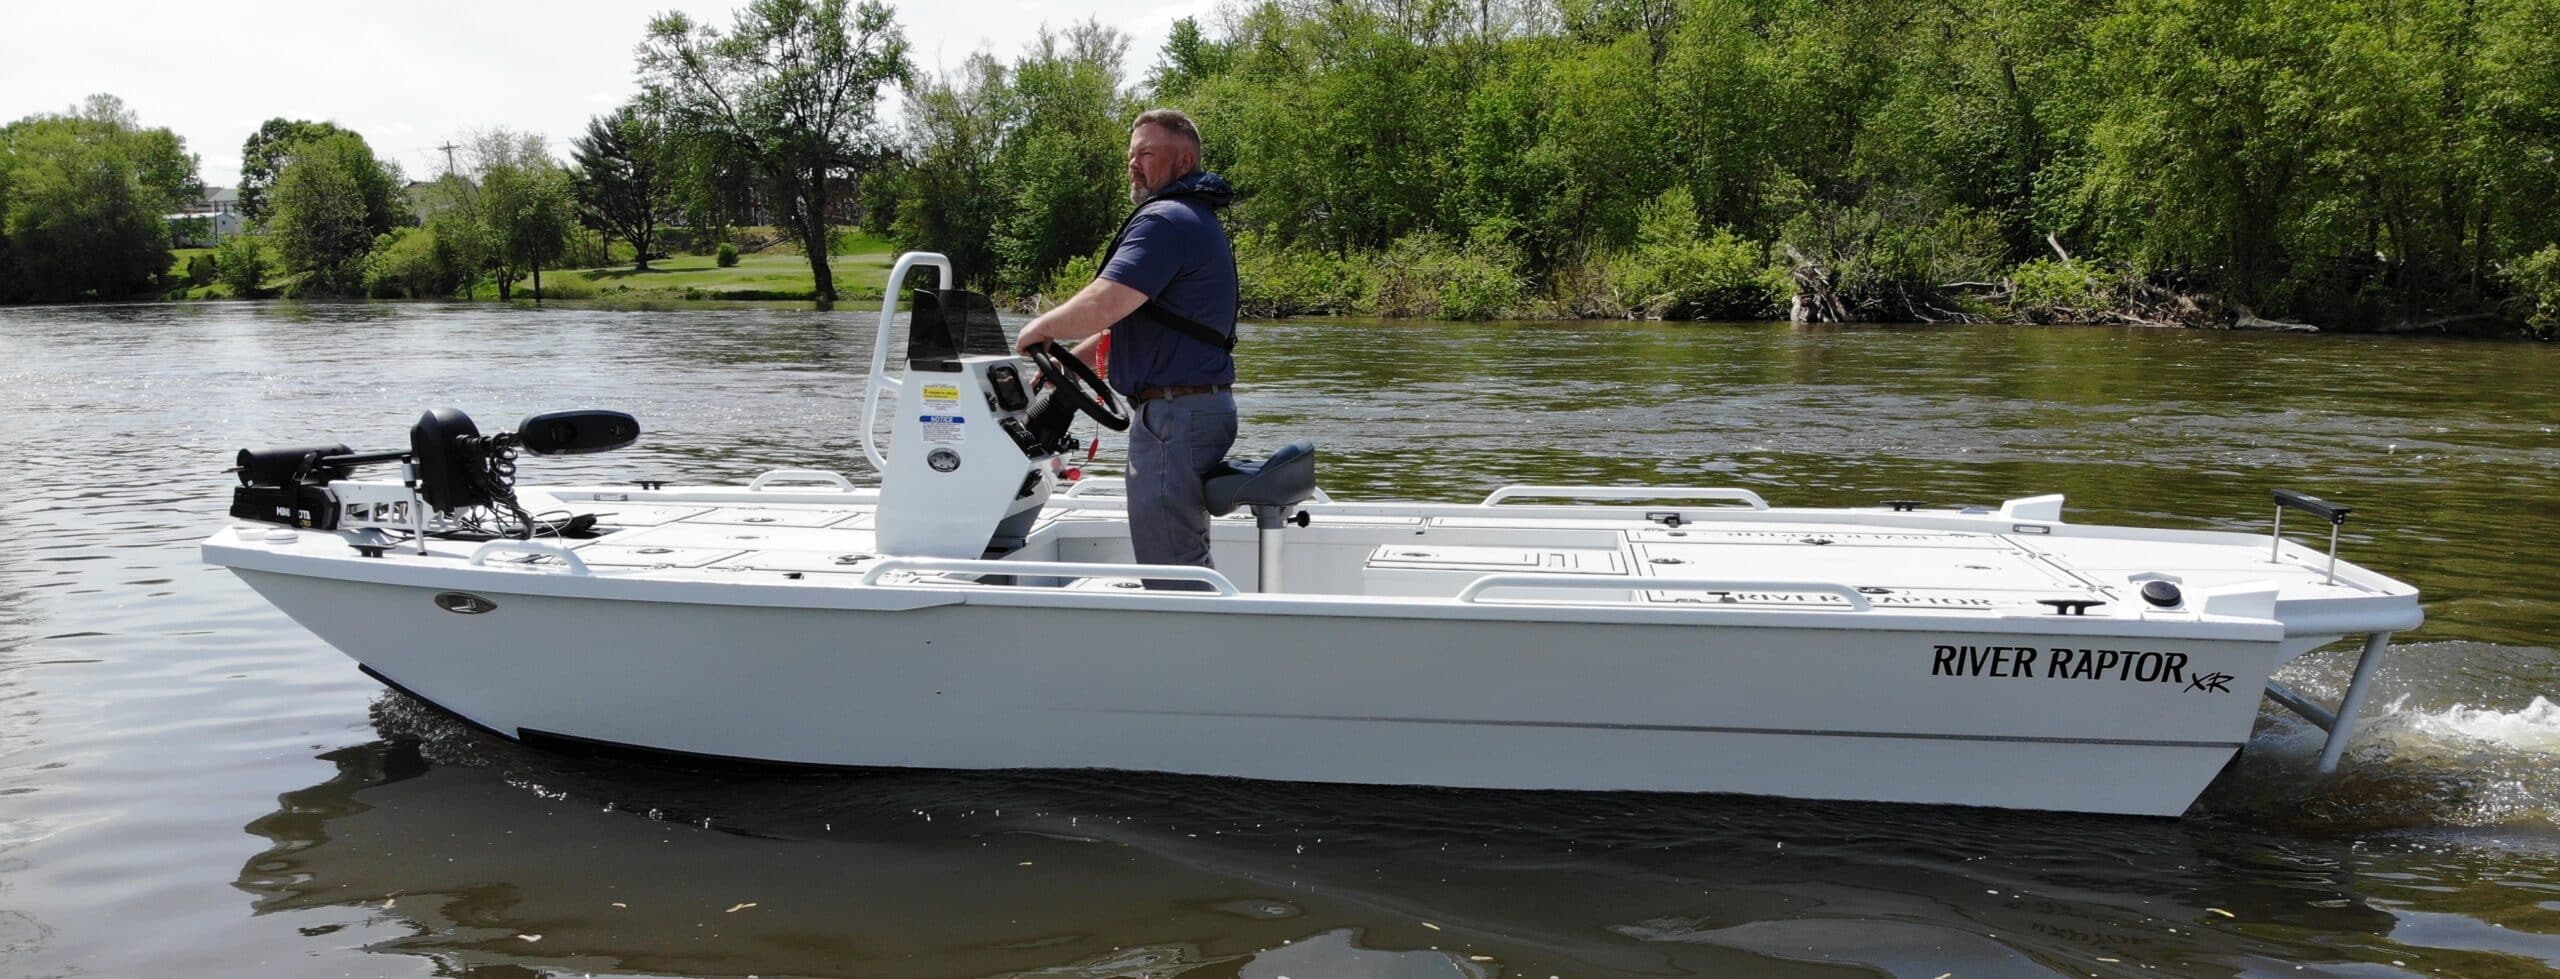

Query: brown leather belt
1132,383,1232,402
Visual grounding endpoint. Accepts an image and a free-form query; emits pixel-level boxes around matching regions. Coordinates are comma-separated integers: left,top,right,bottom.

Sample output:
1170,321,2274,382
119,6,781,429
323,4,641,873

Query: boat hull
234,568,2275,816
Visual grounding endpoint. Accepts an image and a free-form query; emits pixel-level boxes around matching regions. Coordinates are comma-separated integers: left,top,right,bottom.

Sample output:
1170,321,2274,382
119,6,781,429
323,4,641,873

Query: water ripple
2,303,2555,978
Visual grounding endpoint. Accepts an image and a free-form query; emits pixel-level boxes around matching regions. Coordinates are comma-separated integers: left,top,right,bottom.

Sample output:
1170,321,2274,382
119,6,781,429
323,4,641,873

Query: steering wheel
1026,340,1130,432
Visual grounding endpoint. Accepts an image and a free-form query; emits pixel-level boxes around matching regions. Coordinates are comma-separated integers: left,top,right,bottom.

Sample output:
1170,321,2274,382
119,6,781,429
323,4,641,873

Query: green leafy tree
268,132,405,295
467,131,578,302
1524,34,1668,249
1146,16,1229,100
641,0,912,303
414,172,496,298
2078,0,2343,307
240,119,351,225
2478,0,2560,268
0,95,201,303
571,104,673,270
852,0,2560,327
990,22,1134,292
0,160,14,302
1196,0,1471,253
214,234,270,296
888,52,1011,288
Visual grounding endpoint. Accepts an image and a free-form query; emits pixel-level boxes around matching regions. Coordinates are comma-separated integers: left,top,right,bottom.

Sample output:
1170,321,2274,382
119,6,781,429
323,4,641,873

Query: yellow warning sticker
921,384,961,406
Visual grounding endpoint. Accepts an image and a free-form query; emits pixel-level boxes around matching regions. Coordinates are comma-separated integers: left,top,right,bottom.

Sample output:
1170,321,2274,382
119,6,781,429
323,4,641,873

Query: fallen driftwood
2371,312,2502,334
2099,311,2182,329
1785,244,1848,324
2231,308,2320,332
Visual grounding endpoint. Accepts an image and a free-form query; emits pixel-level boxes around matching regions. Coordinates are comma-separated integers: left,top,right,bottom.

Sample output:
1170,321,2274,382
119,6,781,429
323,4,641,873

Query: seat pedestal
1202,440,1319,594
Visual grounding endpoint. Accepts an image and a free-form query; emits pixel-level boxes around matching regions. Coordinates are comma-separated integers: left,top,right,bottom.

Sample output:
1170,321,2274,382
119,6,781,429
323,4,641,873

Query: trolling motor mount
231,408,640,530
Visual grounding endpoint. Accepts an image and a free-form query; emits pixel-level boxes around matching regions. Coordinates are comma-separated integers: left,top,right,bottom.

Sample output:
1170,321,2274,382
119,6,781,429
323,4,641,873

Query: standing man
1015,109,1239,588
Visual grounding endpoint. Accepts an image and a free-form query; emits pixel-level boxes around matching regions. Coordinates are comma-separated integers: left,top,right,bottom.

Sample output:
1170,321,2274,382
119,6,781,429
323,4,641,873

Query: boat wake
2202,643,2560,833
2391,694,2560,753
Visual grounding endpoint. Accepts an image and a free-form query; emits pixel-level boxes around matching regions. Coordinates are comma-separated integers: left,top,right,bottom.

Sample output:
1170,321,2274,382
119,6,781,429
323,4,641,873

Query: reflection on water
238,696,2560,978
2,302,2557,977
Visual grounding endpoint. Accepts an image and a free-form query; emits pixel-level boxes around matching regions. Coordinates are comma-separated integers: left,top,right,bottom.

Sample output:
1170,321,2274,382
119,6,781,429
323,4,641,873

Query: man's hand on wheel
1014,320,1053,354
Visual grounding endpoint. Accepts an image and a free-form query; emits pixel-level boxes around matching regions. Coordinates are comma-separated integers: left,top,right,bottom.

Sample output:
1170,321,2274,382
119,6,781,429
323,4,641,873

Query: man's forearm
1017,277,1149,351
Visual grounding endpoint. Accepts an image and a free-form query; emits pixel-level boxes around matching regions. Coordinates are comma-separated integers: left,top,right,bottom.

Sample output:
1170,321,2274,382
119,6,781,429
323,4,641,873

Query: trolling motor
231,409,639,534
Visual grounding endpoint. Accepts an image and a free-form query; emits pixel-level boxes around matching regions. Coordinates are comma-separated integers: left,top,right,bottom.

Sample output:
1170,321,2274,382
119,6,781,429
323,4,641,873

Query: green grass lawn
504,232,904,304
517,251,894,303
165,229,912,305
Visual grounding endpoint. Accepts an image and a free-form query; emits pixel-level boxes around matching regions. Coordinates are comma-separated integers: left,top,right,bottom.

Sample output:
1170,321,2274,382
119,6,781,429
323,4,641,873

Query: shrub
1234,233,1373,317
559,229,614,269
715,242,740,268
185,252,217,287
1034,255,1100,310
214,236,270,297
2506,245,2560,335
526,275,598,300
655,225,715,254
1438,231,1527,320
1594,189,1784,320
832,226,889,255
364,226,462,298
1781,203,2008,321
1542,247,1629,318
2007,258,2110,321
1374,226,1526,320
1611,232,1784,320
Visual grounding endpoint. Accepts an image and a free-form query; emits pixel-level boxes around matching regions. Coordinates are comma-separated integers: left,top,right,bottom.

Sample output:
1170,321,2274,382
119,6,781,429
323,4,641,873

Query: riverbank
146,235,2551,337
166,231,905,305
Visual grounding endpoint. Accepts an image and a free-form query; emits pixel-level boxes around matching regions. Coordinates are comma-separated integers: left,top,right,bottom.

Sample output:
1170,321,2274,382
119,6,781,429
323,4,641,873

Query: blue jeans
1127,390,1237,590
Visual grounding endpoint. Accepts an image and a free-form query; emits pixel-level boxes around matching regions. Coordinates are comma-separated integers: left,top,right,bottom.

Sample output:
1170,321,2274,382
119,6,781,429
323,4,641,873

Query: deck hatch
684,506,867,529
564,503,718,528
1627,526,2013,548
1365,545,1629,600
1631,541,2086,595
568,544,748,568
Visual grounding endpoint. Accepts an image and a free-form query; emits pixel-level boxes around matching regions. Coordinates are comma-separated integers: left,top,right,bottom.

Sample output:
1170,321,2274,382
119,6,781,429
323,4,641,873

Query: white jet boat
202,252,2423,816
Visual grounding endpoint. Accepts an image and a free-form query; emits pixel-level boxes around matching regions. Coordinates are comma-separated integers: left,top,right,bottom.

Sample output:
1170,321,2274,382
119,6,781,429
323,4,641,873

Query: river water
1,301,2555,978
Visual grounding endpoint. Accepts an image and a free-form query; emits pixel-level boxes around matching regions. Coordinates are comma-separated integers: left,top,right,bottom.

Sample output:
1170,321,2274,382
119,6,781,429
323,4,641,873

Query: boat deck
463,484,2404,639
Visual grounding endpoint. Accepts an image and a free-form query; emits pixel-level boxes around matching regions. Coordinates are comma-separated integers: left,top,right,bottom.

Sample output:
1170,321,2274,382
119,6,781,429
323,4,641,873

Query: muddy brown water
2,302,2556,978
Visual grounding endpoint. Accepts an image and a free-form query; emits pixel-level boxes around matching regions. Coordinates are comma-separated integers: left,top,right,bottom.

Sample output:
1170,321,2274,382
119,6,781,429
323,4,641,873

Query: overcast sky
2,0,1212,190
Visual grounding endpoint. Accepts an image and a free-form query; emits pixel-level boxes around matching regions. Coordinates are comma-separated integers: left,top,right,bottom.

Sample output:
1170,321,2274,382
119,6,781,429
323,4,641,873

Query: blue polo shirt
1098,174,1238,398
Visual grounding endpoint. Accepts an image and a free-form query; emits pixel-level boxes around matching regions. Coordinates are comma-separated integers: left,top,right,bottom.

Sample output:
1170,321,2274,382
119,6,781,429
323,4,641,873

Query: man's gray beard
1128,180,1149,205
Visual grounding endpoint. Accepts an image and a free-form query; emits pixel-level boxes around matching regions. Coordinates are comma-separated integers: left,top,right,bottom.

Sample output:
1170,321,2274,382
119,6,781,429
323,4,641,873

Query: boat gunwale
205,537,2335,643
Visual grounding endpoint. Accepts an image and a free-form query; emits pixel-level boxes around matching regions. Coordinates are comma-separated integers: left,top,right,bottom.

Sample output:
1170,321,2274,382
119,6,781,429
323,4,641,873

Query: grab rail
1061,476,1329,503
467,540,591,575
748,469,858,492
859,557,1241,596
1457,574,1873,610
858,251,954,473
1479,485,1770,510
857,375,903,473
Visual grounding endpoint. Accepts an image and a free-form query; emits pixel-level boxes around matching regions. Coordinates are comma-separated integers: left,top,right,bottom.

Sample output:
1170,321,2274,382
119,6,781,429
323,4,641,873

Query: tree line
871,0,2560,333
0,0,906,306
4,0,2555,333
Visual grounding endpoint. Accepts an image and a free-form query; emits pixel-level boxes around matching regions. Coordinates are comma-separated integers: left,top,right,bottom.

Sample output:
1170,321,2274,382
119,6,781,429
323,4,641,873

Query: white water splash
2216,694,2560,829
2391,696,2560,753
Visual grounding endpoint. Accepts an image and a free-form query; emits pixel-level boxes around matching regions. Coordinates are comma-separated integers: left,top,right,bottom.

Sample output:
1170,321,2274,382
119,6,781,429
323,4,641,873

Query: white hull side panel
235,570,2272,816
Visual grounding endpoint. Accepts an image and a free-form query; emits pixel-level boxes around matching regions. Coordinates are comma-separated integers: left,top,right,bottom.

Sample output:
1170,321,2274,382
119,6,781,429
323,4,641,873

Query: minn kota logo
434,592,498,615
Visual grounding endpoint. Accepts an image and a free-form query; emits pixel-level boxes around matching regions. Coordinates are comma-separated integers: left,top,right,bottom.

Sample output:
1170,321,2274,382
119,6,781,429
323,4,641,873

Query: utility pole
436,141,460,178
